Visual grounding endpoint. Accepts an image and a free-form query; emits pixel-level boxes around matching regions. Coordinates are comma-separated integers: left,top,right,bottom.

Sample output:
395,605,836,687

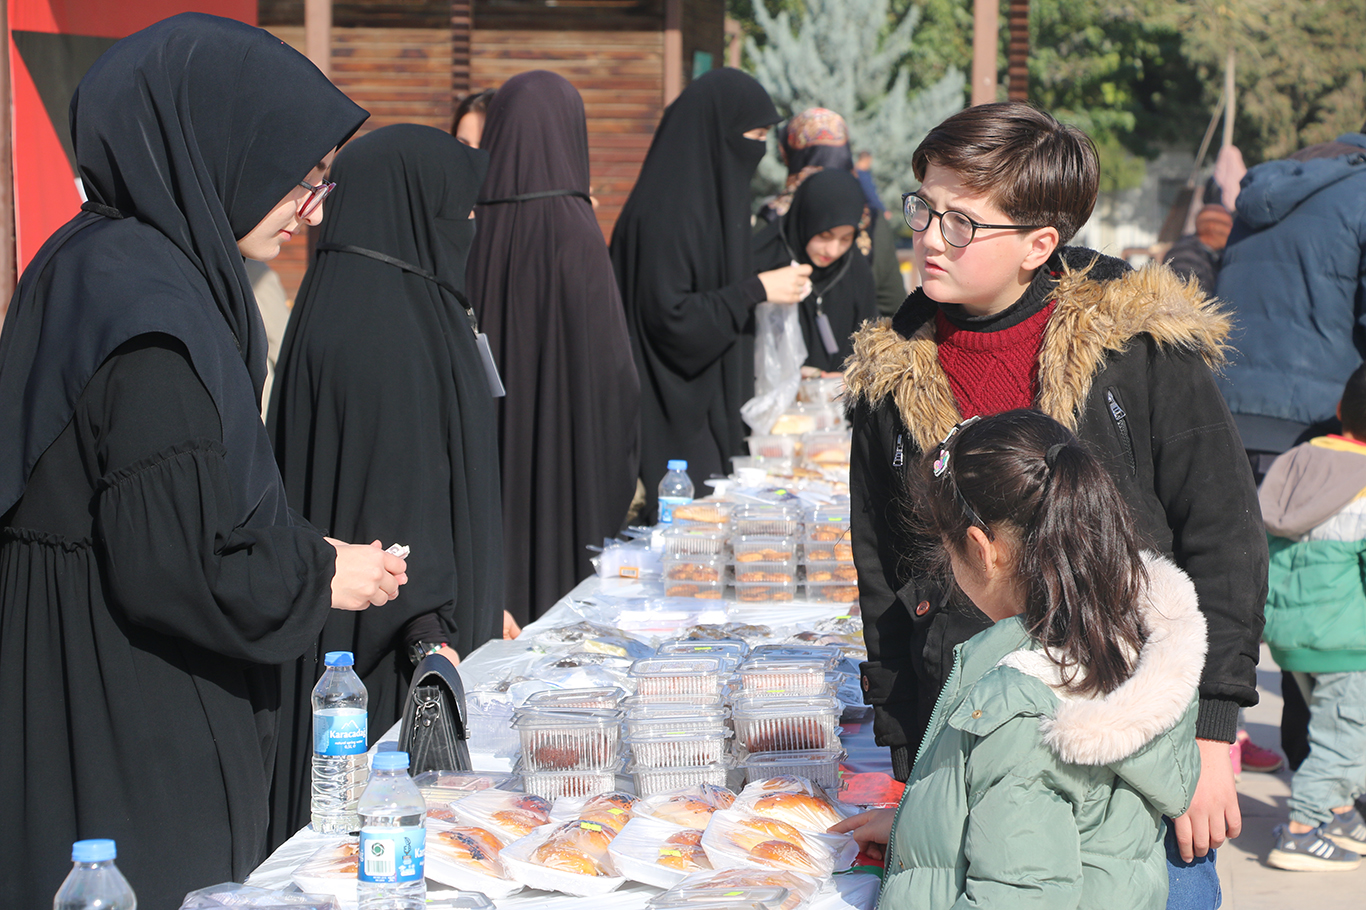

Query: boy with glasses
843,102,1268,907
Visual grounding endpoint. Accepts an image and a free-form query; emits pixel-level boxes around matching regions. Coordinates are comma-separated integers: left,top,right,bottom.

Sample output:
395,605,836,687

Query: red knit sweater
935,300,1056,418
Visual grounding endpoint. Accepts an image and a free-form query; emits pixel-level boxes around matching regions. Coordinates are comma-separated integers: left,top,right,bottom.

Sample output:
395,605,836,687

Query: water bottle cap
372,750,410,771
667,460,687,471
72,839,116,862
324,651,354,668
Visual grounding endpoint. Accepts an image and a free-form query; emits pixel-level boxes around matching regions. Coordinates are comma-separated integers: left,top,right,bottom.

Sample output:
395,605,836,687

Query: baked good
530,843,601,876
690,870,811,910
489,808,546,839
736,549,791,563
426,805,460,822
530,743,581,770
697,782,736,809
726,816,808,852
736,570,794,583
808,526,846,542
833,542,853,561
666,563,720,582
580,792,638,833
514,794,552,817
737,586,794,602
810,448,849,464
757,776,809,793
435,827,505,877
656,841,709,872
749,839,823,875
666,583,722,598
664,829,704,847
672,503,725,524
652,796,720,829
751,792,842,830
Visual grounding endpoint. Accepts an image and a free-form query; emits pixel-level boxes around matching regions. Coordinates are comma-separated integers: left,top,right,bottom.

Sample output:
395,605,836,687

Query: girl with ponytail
832,409,1210,910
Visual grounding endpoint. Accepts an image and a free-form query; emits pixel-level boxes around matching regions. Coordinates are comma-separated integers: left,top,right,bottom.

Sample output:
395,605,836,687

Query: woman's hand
829,808,896,862
758,263,813,304
503,610,522,639
326,538,408,610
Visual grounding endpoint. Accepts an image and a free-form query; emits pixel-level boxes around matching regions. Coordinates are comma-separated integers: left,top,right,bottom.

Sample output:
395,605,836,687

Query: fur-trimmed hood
842,247,1233,454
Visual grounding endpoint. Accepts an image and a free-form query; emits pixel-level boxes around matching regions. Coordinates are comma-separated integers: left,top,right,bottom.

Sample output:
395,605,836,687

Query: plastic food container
519,758,626,801
632,762,731,799
522,688,624,711
732,562,799,586
731,579,798,603
512,707,623,772
738,659,829,697
661,526,730,557
629,656,727,698
741,749,847,792
655,638,748,663
671,500,733,528
798,375,844,406
651,868,820,910
663,555,726,584
746,434,800,459
623,693,727,711
625,728,732,768
729,504,803,538
802,581,860,605
731,535,798,566
731,455,796,476
625,702,729,733
748,645,843,670
731,695,840,753
801,431,851,467
466,699,520,757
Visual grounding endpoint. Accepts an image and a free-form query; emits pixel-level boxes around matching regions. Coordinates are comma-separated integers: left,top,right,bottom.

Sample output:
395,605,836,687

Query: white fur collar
997,553,1207,766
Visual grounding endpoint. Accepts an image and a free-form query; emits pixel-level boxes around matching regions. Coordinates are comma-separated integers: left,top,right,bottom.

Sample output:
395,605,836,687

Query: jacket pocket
1105,388,1137,477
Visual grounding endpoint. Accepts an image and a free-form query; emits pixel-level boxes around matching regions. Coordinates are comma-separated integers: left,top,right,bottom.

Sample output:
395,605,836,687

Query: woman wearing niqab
611,68,780,513
466,71,640,624
0,14,383,908
753,168,878,372
267,124,505,839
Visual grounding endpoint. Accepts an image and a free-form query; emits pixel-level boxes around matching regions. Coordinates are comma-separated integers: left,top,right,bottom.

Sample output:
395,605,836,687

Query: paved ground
1217,645,1366,908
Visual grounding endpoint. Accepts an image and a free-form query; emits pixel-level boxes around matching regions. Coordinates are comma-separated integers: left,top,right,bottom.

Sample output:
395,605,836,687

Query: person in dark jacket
1163,203,1233,297
844,102,1267,907
1214,128,1366,477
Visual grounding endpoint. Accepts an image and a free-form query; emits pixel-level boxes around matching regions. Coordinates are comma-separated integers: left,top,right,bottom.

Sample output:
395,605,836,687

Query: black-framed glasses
297,179,336,219
902,193,1046,248
932,416,992,536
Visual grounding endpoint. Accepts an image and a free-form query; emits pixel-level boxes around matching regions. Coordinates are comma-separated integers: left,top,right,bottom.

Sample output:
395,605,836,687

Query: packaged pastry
700,810,856,878
511,706,623,772
735,777,850,832
424,823,524,898
414,770,519,822
607,816,713,888
448,789,552,843
290,839,360,905
653,867,821,910
549,790,640,833
637,782,736,829
500,819,627,897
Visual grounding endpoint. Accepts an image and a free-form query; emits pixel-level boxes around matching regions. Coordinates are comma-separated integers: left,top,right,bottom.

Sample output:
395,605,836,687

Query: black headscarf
467,71,640,624
611,68,779,505
0,12,366,521
753,169,877,371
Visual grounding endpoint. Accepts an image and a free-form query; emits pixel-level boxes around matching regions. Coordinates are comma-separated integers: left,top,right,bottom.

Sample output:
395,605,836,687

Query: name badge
475,332,506,397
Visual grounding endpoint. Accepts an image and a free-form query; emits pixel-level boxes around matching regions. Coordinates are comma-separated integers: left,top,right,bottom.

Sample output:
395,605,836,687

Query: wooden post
305,0,332,78
0,1,14,321
970,0,998,105
1222,48,1236,148
724,16,742,69
664,0,682,106
1006,0,1029,102
452,0,471,104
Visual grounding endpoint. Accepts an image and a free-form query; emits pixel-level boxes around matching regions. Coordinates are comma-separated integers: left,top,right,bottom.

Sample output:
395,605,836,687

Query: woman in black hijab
0,14,403,908
268,124,505,839
466,71,640,625
611,68,806,514
753,168,878,372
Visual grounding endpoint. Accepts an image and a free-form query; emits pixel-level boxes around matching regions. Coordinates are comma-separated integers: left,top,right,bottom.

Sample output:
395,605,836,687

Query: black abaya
753,169,878,371
0,14,366,908
267,124,504,841
610,68,778,512
466,71,640,625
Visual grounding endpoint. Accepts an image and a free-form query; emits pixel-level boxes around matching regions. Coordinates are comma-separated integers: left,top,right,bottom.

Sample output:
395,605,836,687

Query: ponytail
912,410,1148,696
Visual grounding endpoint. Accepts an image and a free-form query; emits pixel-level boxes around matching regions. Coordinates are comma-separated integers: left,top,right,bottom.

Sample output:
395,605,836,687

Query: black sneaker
1268,824,1363,871
1322,807,1366,853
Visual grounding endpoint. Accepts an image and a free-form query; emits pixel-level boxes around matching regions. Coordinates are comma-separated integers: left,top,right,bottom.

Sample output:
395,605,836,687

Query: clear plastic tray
655,638,748,662
746,434,800,458
748,645,843,670
663,577,726,599
671,500,733,527
519,759,626,801
623,692,727,711
661,526,731,557
731,455,796,475
741,749,847,792
632,762,731,799
625,702,729,732
731,695,840,753
466,699,521,757
798,375,844,406
802,581,860,604
512,707,624,772
731,535,798,565
732,561,798,585
629,656,726,698
625,728,732,768
731,579,798,603
801,560,858,584
738,659,829,696
800,431,850,467
651,869,820,910
663,555,727,583
522,688,624,711
729,504,803,538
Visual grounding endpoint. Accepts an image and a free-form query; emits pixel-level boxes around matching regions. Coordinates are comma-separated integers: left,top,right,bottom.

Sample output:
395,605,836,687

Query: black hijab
753,169,877,371
611,68,779,503
467,71,640,624
0,12,366,520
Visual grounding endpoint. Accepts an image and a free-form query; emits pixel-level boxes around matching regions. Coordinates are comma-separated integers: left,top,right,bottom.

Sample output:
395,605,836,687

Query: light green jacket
877,554,1205,910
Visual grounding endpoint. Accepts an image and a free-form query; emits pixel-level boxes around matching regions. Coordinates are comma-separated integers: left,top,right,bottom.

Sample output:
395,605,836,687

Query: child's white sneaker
1268,824,1362,871
1321,807,1366,853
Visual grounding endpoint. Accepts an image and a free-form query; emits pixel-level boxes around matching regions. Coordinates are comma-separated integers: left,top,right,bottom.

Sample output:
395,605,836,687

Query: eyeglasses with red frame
297,179,335,219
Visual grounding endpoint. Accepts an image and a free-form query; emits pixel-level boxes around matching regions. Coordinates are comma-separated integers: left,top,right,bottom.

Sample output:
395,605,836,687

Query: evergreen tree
744,0,965,209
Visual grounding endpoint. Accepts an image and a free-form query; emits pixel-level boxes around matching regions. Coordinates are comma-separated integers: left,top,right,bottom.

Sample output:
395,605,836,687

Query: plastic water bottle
312,650,369,834
357,751,427,910
658,459,694,524
54,839,136,910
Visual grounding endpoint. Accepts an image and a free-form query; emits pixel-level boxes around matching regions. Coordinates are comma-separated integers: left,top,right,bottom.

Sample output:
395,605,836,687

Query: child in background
833,410,1205,909
1260,363,1366,871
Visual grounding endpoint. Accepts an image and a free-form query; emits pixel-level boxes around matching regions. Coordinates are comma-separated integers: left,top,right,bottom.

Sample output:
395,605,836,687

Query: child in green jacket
1259,363,1366,871
834,410,1204,909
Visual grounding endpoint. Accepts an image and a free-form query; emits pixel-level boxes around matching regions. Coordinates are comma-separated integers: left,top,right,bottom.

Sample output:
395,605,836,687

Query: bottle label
359,826,425,883
314,708,367,756
659,496,691,524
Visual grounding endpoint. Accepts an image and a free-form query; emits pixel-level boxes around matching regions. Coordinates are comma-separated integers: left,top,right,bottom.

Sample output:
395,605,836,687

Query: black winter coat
844,248,1268,779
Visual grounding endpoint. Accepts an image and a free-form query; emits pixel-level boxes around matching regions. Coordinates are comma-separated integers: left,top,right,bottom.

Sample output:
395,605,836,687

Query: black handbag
397,653,472,775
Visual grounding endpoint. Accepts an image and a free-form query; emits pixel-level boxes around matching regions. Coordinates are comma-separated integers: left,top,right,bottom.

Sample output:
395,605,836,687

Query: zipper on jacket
874,643,964,909
892,433,904,468
1105,389,1137,476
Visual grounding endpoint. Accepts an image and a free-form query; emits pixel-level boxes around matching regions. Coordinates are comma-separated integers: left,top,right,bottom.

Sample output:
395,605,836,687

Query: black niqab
611,68,778,507
267,124,504,842
467,71,640,624
754,169,877,371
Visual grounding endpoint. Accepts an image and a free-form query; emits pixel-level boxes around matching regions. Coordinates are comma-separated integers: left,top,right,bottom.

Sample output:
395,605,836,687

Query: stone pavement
1216,645,1366,909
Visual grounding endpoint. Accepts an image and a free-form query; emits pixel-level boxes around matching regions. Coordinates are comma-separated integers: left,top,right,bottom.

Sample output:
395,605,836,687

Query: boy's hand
828,808,896,861
1172,738,1242,862
758,263,813,304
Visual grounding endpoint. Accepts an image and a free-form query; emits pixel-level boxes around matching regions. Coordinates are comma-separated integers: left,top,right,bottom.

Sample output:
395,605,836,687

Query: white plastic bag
742,303,807,435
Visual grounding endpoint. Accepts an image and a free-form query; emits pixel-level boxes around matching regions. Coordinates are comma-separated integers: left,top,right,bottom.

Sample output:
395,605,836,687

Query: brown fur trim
844,259,1232,453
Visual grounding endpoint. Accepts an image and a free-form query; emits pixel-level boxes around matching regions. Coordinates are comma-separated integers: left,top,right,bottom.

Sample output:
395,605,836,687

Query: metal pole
305,0,332,79
971,0,999,105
